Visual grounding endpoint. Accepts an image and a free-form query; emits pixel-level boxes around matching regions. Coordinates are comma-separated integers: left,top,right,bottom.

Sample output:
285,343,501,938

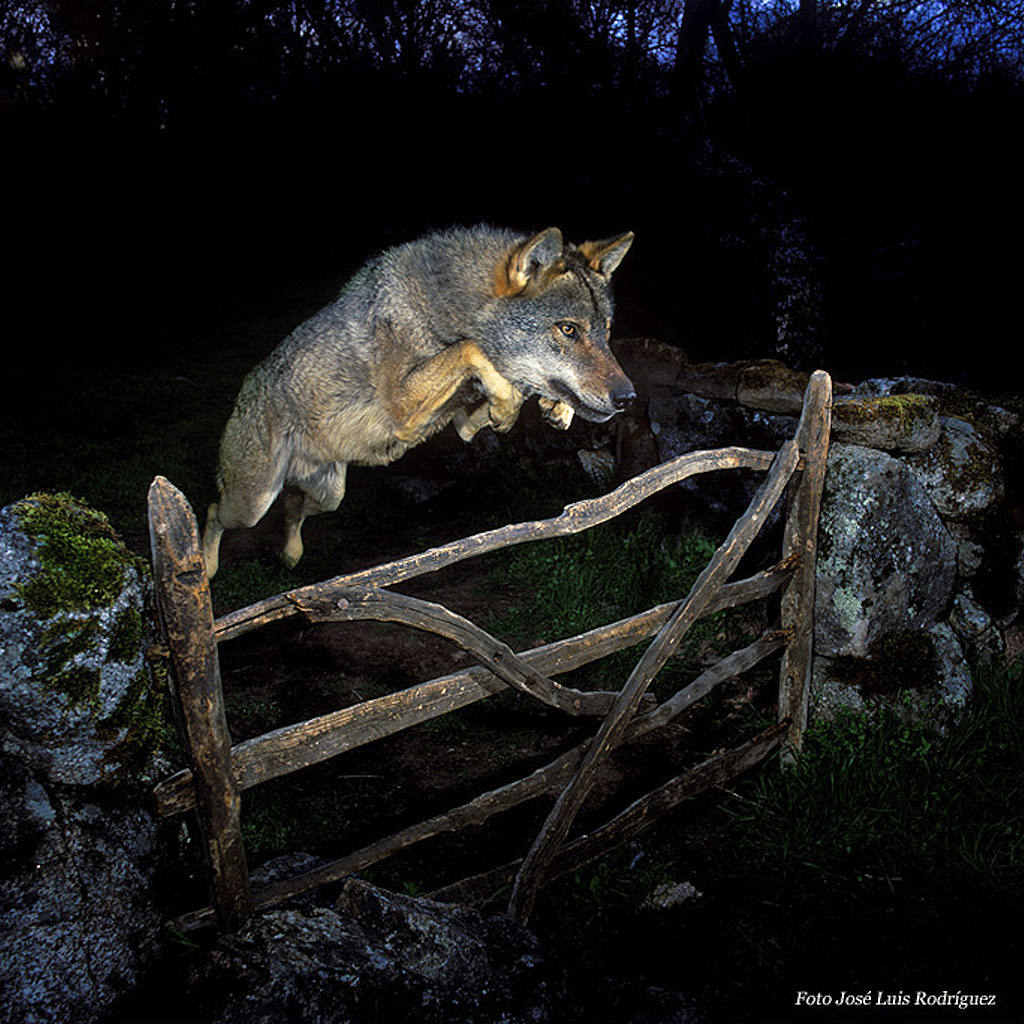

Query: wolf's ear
502,227,564,295
579,231,634,279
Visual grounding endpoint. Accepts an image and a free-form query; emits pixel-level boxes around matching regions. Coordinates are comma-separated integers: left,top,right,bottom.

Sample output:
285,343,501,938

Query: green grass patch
241,800,295,862
722,657,1024,896
210,560,300,616
485,508,752,695
488,508,718,647
521,658,1024,1021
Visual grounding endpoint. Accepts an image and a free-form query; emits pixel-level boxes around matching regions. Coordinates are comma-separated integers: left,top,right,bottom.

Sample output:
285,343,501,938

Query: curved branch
294,587,631,717
213,446,785,643
153,562,793,818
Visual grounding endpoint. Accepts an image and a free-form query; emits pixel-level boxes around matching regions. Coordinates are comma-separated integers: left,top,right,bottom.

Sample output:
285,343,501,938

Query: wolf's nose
611,385,637,411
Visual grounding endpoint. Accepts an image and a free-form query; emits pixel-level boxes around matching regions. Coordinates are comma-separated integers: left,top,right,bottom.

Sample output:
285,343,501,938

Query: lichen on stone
47,662,104,715
905,417,1003,519
96,664,172,776
837,393,932,428
38,616,102,668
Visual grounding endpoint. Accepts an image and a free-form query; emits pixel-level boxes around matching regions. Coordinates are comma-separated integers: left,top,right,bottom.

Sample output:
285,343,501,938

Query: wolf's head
476,227,636,422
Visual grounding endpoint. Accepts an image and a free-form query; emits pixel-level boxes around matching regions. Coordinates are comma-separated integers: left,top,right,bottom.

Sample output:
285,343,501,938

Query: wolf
201,224,636,578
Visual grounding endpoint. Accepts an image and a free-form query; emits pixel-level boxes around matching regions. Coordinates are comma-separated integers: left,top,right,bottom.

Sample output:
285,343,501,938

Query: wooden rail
212,446,794,643
149,371,833,932
152,563,793,818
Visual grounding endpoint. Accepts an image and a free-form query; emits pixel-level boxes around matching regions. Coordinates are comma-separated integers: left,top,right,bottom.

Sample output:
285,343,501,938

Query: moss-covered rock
854,375,1022,447
0,494,167,786
0,495,173,1024
831,393,940,453
12,492,138,619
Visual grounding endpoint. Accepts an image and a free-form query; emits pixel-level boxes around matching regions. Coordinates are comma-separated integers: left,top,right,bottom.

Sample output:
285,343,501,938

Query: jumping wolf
202,224,636,578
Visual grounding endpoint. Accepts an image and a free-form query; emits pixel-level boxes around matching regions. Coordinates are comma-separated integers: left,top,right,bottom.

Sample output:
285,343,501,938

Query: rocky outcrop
595,348,1023,730
186,878,572,1024
904,417,1004,519
0,496,160,786
814,445,956,659
0,495,171,1024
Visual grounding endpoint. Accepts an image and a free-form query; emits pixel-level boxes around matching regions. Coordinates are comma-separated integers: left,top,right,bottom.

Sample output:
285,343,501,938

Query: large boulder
830,394,941,453
0,495,158,785
814,445,957,659
186,878,571,1024
811,621,973,731
0,747,166,1024
904,417,1004,520
0,494,170,1024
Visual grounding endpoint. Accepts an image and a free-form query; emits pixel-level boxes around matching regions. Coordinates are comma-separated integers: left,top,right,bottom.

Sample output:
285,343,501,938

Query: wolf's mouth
547,381,617,423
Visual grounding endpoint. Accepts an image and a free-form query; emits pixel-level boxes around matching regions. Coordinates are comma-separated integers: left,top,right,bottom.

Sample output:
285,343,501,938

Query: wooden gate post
148,476,251,931
778,371,832,759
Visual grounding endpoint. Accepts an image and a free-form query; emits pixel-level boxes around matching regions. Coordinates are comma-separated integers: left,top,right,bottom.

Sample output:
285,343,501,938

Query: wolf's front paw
538,397,574,430
488,384,524,434
454,403,490,442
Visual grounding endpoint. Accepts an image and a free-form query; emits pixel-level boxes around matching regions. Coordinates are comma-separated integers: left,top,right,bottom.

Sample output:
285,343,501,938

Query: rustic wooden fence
149,370,832,933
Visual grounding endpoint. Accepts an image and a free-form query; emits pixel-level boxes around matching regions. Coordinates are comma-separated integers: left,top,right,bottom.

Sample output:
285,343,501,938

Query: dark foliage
4,1,1021,392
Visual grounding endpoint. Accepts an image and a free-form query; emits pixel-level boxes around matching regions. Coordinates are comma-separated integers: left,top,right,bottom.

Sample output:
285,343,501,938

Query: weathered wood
778,371,832,758
295,587,631,717
508,440,801,924
154,565,793,817
214,446,792,642
167,636,789,932
631,628,790,735
430,722,788,906
147,476,250,931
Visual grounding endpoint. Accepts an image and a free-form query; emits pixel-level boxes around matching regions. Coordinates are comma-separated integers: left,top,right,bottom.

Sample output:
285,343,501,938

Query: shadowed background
4,0,1022,392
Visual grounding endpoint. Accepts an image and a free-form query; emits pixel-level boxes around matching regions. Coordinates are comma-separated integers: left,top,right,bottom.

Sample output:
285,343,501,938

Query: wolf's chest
317,391,468,468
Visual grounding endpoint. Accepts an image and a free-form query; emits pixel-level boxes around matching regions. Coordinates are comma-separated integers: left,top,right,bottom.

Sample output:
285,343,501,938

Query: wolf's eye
558,322,577,338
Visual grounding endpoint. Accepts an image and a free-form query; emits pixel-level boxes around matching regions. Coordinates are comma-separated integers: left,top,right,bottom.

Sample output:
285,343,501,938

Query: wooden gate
149,371,832,932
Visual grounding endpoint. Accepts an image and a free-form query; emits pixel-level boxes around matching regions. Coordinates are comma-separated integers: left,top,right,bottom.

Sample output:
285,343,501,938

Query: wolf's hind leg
282,461,347,569
203,480,281,579
202,505,226,580
203,431,289,578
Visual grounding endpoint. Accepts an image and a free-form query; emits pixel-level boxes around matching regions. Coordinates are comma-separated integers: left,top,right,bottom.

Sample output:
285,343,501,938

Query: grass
210,560,302,617
724,658,1024,897
489,507,719,644
486,506,761,696
517,657,1024,1021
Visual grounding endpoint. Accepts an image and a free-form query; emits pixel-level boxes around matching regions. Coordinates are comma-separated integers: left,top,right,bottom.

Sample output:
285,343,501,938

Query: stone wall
598,344,1023,730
